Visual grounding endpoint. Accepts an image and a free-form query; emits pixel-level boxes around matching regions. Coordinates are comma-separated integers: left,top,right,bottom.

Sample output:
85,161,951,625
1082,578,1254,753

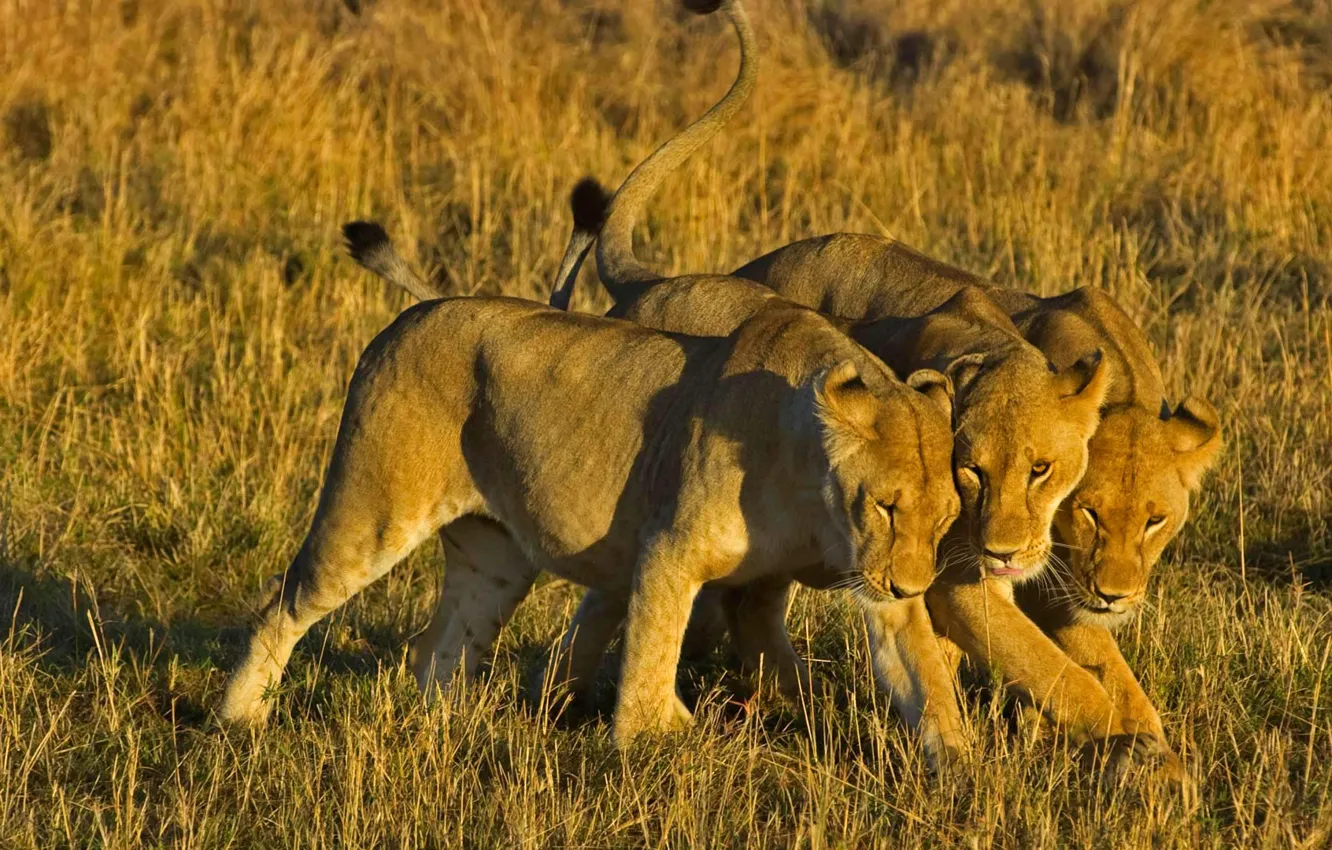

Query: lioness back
734,233,989,320
359,297,713,569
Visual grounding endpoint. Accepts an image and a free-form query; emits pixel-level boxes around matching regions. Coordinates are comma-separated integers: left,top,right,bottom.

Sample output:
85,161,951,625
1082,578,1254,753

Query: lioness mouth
989,566,1025,577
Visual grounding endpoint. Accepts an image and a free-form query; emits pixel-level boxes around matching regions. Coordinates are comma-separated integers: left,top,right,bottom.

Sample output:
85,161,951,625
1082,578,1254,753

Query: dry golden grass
1,0,1330,845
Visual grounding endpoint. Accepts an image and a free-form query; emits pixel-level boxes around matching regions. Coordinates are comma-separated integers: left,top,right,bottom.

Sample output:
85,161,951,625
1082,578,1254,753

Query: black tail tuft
342,220,390,264
569,178,613,233
682,0,725,15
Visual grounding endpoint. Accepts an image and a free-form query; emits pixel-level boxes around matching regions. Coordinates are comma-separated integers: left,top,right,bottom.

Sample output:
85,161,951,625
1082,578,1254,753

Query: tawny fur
532,0,1220,776
550,187,1219,776
733,238,1220,757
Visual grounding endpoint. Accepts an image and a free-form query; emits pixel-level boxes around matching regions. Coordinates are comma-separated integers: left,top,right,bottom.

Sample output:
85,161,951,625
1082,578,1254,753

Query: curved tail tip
549,289,571,311
570,177,613,233
342,220,390,263
682,0,725,14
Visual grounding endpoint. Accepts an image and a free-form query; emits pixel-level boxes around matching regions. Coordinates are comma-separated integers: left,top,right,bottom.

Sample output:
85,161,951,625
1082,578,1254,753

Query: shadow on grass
1239,507,1332,589
0,543,430,728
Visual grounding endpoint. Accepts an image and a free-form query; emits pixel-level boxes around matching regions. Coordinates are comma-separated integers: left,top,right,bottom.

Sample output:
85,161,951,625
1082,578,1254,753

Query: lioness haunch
218,294,960,745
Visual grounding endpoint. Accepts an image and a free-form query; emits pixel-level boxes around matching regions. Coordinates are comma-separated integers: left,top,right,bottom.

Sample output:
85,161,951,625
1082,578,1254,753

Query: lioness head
814,360,960,601
949,350,1110,582
1050,397,1221,626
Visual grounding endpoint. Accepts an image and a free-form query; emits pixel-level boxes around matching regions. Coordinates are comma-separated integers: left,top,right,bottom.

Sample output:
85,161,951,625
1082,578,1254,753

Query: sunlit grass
1,0,1329,845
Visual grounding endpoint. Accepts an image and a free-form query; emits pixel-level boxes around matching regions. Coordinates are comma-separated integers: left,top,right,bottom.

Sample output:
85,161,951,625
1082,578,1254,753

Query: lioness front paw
926,738,970,781
216,686,274,728
1016,703,1049,743
612,694,694,747
1100,731,1162,772
671,694,694,727
1099,733,1192,794
1144,748,1196,804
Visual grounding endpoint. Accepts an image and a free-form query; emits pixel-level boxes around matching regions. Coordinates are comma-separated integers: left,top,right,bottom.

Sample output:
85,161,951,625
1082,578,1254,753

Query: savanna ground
2,0,1331,845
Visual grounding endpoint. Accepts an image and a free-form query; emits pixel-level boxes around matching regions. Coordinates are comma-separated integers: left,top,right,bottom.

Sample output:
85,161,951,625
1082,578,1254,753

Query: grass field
2,0,1331,845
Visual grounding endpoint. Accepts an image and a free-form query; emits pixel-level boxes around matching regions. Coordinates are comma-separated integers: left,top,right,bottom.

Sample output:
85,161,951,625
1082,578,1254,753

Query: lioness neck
1012,288,1167,411
851,304,1034,377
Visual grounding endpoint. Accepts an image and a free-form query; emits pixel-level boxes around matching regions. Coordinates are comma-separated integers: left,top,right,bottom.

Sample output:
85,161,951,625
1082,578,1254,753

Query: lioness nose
1093,585,1128,604
982,546,1019,564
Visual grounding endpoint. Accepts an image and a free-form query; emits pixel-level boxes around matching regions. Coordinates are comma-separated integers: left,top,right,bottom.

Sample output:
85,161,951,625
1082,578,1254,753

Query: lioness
218,284,963,746
347,223,971,767
729,238,1224,754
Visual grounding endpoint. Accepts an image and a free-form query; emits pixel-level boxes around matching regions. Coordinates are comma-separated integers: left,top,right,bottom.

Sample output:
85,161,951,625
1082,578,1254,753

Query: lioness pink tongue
990,566,1023,577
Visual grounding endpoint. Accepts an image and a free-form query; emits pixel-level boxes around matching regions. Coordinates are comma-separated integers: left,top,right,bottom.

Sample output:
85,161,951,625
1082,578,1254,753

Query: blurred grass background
1,0,1330,845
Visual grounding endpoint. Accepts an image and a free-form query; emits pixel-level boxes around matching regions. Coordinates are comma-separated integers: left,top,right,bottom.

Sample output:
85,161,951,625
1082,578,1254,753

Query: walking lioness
218,288,961,745
734,239,1222,758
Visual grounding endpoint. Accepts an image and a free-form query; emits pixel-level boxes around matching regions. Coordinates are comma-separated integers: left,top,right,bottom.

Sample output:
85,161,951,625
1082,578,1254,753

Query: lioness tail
549,178,614,310
583,0,757,307
342,221,444,301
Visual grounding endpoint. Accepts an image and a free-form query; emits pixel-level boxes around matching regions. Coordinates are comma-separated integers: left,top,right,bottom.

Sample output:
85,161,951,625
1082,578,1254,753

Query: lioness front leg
925,579,1134,744
1048,621,1165,740
546,587,726,710
546,588,628,709
1047,620,1188,786
614,543,701,746
865,595,968,771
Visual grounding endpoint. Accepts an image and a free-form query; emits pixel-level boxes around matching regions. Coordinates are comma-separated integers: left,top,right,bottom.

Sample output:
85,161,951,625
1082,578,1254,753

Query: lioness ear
1167,395,1222,490
815,360,879,440
905,368,954,421
1054,348,1109,424
943,353,986,396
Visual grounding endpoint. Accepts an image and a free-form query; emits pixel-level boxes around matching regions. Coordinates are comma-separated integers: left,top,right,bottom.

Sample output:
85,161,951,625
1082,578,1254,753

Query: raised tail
342,221,444,301
592,0,758,305
549,178,613,310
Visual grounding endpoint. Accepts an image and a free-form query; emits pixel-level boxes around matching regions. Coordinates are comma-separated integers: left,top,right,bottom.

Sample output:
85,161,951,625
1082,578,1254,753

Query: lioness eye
1145,515,1166,531
875,502,895,526
1031,461,1051,479
1080,506,1098,526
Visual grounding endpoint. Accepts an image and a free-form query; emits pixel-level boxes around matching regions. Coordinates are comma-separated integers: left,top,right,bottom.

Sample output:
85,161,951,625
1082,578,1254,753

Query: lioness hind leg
545,588,628,710
219,506,439,726
219,399,478,727
412,518,539,697
722,579,812,701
